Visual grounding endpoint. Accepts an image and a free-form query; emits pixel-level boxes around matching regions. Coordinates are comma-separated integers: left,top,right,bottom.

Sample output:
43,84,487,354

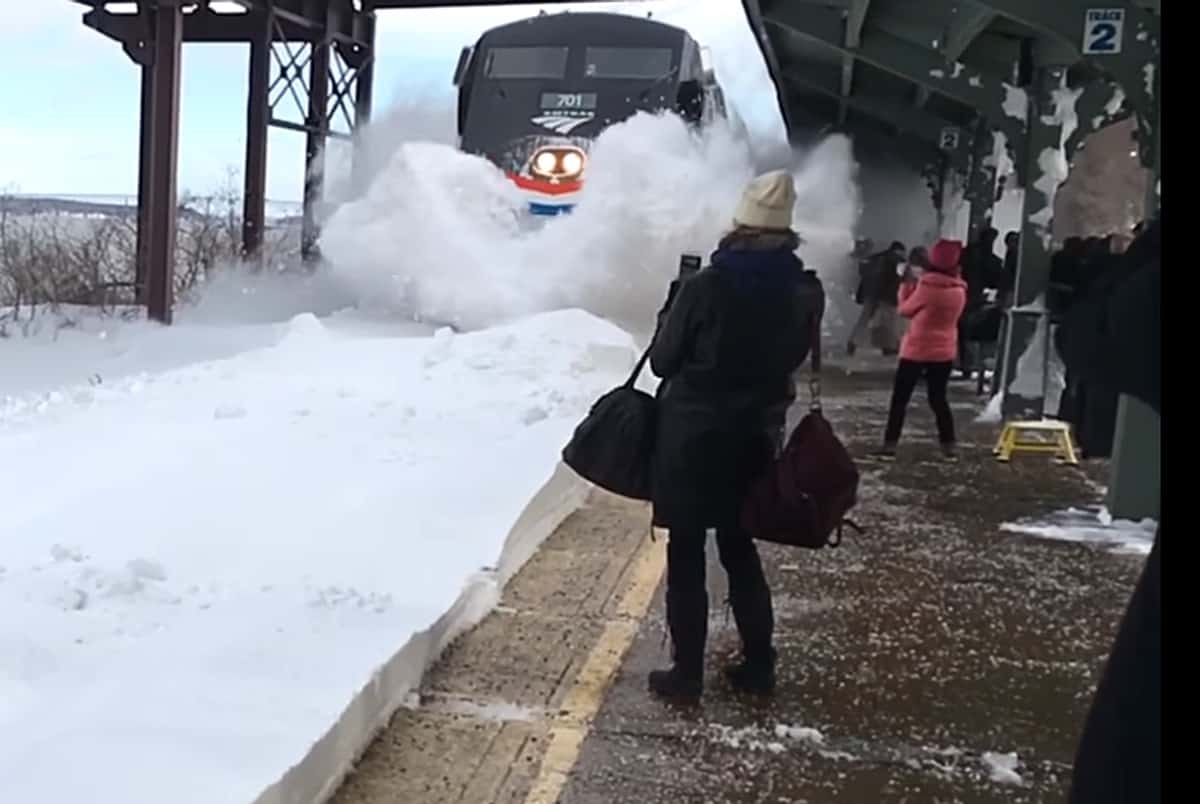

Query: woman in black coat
646,170,826,701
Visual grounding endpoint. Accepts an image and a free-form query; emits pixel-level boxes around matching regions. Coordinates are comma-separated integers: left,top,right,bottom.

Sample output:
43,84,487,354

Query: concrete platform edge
250,463,593,804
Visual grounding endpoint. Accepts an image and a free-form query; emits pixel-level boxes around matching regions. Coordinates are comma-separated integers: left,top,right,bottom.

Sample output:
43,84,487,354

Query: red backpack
741,321,861,549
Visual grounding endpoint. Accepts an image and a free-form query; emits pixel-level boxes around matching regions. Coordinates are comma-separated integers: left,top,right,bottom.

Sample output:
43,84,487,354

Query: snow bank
0,308,633,804
1001,506,1156,555
320,112,860,336
0,304,435,401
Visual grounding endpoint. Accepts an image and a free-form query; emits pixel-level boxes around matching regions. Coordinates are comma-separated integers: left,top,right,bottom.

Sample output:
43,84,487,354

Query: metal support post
241,6,272,263
351,13,376,194
301,32,330,262
135,61,155,304
1107,396,1160,520
966,119,998,243
144,2,183,324
997,65,1068,419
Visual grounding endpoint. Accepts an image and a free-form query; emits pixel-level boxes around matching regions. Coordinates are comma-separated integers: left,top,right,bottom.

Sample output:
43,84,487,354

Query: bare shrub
1,168,298,325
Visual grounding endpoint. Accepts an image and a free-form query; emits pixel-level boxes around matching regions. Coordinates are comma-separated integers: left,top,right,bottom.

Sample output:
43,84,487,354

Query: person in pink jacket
875,238,968,460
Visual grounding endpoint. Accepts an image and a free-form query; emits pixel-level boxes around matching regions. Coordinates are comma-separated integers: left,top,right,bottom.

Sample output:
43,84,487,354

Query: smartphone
678,253,702,279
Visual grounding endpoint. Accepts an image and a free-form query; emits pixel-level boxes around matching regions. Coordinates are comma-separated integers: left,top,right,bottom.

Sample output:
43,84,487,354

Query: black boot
715,527,777,695
648,666,703,702
724,648,777,695
656,529,708,703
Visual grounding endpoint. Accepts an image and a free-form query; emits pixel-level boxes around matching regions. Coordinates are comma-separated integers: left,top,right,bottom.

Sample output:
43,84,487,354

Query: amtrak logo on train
530,113,594,135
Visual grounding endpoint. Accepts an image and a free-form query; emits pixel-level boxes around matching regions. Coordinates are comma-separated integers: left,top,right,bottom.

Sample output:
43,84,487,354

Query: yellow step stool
993,418,1080,465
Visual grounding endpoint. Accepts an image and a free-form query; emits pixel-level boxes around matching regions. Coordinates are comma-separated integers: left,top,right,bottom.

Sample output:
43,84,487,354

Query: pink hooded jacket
897,241,968,363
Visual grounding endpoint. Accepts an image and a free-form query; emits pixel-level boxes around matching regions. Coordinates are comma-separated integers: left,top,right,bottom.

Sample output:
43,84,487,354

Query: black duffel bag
561,341,657,501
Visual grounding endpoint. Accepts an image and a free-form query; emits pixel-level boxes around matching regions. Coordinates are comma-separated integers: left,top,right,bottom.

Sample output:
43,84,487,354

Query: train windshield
583,47,673,79
484,46,569,79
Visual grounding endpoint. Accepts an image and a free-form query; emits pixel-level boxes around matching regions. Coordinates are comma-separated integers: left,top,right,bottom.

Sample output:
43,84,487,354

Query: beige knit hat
732,170,796,231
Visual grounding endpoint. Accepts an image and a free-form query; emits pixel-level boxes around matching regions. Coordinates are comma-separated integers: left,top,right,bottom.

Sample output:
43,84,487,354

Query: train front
453,14,692,218
499,101,593,216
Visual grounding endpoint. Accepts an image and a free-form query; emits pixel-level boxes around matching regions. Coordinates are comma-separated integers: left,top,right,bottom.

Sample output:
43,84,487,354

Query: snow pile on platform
1,305,296,400
0,307,633,804
1000,505,1156,555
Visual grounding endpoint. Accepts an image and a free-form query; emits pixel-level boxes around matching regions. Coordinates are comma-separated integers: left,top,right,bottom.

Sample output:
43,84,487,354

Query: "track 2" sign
1082,8,1125,55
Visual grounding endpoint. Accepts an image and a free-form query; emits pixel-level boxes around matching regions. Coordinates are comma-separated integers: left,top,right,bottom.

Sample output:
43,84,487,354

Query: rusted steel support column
241,5,272,263
302,32,330,262
145,2,183,324
135,62,155,304
351,12,376,192
355,14,375,130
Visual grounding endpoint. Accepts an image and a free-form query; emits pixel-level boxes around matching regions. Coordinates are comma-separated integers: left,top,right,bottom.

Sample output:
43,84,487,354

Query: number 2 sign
1082,8,1125,55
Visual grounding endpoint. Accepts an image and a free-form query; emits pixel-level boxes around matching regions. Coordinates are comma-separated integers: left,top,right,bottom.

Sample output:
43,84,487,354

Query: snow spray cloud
321,93,459,208
319,110,860,334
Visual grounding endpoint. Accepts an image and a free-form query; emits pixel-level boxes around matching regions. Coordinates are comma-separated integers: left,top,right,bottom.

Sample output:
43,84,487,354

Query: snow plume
803,156,932,340
319,111,860,333
855,161,939,249
322,94,459,207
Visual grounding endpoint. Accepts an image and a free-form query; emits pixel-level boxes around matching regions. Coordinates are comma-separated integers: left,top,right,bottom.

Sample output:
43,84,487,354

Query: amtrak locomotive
453,12,727,216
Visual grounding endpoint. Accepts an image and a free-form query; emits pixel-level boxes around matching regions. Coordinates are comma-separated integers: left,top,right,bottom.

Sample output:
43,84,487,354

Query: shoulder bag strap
624,339,655,389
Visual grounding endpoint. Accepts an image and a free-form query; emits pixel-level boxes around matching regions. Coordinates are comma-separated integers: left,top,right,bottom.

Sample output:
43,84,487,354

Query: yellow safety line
521,529,667,804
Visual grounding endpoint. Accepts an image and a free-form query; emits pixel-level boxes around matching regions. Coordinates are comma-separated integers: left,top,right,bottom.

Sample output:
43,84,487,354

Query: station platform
333,361,1141,804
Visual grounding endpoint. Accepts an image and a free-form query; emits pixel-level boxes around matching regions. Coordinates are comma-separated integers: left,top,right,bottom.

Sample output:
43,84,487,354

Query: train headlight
560,151,584,177
529,146,586,181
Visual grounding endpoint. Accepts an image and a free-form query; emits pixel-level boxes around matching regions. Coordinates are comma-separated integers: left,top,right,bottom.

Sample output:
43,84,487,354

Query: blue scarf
710,245,803,294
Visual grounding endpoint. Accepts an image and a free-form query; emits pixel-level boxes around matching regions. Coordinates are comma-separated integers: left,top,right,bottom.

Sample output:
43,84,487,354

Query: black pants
884,359,956,445
1068,530,1161,803
665,524,774,677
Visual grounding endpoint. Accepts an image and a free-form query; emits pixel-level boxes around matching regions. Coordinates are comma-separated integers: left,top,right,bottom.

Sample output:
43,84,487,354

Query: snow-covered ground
0,305,634,803
1001,505,1157,555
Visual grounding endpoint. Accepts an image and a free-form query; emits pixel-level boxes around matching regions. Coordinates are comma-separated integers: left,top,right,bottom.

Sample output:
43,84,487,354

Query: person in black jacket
847,241,905,356
958,227,1005,372
1055,215,1160,804
647,170,826,701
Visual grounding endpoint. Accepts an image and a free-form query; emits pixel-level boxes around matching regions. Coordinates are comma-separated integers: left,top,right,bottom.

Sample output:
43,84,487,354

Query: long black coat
648,244,825,530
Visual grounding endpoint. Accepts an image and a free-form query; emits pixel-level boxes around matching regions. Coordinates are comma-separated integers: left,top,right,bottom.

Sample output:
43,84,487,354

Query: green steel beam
785,69,973,169
965,117,999,241
839,0,872,125
763,6,1028,166
916,3,997,108
972,0,1159,117
998,65,1069,420
838,116,946,175
1107,396,1161,520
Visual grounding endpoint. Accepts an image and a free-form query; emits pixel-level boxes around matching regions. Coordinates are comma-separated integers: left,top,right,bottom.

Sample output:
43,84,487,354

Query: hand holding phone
678,253,702,279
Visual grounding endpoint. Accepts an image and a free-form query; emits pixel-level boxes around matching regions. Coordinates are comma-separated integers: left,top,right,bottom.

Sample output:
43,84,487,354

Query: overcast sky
0,1,783,201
